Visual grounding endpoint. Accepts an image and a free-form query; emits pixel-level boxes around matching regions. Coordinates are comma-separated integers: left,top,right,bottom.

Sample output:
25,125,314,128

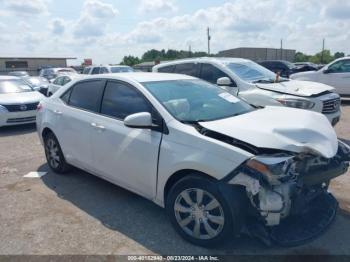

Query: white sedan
0,76,45,127
47,74,80,96
291,57,350,96
36,73,350,247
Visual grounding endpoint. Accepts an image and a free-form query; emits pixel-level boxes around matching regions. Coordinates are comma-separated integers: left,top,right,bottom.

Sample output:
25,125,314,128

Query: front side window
101,81,151,120
328,60,350,73
174,63,198,76
200,64,230,84
142,79,252,123
68,80,104,112
91,67,100,75
0,79,33,94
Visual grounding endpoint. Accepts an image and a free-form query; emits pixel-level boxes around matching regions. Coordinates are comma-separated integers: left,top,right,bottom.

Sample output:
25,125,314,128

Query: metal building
217,47,296,62
0,56,76,76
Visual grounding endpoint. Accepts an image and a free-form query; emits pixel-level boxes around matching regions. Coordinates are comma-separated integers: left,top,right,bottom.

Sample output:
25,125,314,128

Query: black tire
166,175,243,247
44,132,71,174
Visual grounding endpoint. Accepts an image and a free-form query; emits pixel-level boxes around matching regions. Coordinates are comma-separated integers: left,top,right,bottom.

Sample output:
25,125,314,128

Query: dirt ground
0,100,349,255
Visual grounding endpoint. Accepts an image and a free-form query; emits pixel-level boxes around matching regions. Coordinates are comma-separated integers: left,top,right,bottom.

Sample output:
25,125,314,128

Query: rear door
90,80,163,198
55,80,105,170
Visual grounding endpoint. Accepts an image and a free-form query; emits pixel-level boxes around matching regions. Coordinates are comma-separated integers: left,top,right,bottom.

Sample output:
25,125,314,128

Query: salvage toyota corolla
36,73,350,247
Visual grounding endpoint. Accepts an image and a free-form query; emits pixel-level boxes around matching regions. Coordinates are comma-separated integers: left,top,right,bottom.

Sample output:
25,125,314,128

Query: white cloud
139,0,177,13
0,0,49,15
49,18,65,35
73,0,119,38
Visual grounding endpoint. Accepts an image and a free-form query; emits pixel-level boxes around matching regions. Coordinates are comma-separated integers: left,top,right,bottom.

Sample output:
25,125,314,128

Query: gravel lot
0,101,349,255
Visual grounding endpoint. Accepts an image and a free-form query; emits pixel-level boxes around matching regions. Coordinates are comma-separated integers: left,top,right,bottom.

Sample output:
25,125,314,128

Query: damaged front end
226,140,350,246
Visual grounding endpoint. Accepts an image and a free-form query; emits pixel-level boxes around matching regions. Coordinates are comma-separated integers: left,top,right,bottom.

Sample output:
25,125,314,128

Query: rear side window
199,64,230,84
68,80,104,112
158,65,175,73
53,77,63,85
91,67,100,75
174,63,198,76
101,81,151,120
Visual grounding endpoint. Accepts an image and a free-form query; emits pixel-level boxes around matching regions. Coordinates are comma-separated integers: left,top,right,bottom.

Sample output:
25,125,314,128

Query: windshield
111,67,134,73
225,61,278,83
142,79,253,123
0,79,33,94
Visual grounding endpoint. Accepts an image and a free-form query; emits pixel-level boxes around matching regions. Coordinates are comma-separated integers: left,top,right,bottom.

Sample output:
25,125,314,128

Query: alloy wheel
174,188,225,240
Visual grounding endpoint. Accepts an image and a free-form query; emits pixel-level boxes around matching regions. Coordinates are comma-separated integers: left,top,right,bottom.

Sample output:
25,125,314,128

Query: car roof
154,57,251,68
0,76,20,80
78,72,196,82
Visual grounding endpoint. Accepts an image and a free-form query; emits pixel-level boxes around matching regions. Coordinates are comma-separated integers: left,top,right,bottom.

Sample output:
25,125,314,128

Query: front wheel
166,176,242,247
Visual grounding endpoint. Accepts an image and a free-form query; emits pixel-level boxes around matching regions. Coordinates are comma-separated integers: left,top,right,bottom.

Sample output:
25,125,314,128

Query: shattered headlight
245,155,295,184
276,98,315,109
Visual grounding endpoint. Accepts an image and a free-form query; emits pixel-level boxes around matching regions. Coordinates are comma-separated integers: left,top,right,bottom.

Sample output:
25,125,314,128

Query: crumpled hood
256,80,334,97
0,91,45,105
200,106,338,158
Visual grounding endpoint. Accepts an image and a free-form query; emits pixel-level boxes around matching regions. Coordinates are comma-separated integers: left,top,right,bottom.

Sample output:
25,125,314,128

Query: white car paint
36,73,349,243
291,57,350,96
153,58,341,126
37,72,340,201
0,76,45,127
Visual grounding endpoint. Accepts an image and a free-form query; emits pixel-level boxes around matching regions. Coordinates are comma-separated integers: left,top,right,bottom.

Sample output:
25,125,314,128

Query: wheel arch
163,169,217,205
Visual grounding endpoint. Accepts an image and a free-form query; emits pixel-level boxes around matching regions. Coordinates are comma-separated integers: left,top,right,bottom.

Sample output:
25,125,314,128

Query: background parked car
258,60,301,78
291,57,350,96
47,74,80,96
294,62,320,72
39,67,77,80
0,76,45,127
23,76,50,96
82,65,135,75
8,71,30,77
153,57,341,126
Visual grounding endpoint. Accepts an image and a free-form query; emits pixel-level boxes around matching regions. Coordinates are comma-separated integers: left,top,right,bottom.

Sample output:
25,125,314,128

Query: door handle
91,123,105,131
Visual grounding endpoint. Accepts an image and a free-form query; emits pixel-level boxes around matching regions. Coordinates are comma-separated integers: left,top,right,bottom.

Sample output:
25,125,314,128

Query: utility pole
280,39,283,60
189,44,192,57
321,38,325,64
207,27,211,55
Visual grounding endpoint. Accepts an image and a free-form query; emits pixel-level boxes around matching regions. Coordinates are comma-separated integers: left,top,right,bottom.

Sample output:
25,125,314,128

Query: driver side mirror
323,68,332,74
124,112,152,128
217,77,235,87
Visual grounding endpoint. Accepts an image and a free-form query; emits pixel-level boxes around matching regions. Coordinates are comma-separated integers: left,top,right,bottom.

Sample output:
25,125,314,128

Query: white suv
291,57,350,96
82,65,135,75
36,73,350,247
153,58,341,126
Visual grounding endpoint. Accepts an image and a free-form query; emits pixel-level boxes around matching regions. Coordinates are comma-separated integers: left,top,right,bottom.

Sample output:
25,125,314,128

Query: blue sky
0,0,349,65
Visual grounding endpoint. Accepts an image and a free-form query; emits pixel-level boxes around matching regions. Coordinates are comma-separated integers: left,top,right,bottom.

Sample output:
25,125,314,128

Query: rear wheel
44,132,71,174
166,176,242,247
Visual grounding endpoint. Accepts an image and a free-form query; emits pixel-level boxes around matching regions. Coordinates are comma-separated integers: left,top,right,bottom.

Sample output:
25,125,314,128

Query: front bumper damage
225,140,350,246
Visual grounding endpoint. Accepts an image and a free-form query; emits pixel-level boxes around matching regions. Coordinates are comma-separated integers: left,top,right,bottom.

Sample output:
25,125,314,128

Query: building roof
219,47,296,52
0,56,77,60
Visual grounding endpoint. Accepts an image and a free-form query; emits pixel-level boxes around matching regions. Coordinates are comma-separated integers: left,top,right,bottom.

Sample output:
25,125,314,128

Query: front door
319,59,350,95
91,80,162,199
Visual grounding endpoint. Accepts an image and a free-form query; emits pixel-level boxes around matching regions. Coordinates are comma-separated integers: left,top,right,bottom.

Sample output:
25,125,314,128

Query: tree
309,50,333,64
334,52,345,59
120,55,141,66
294,52,310,62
